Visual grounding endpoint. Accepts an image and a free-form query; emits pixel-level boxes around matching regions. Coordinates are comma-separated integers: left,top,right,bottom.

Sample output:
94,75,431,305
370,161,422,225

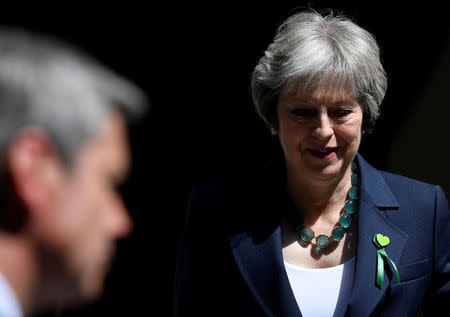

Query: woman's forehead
280,83,359,106
285,74,357,97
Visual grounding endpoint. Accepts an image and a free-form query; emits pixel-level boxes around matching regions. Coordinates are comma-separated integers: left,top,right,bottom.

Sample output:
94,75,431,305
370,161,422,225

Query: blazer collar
231,228,301,317
230,159,301,317
230,154,408,317
356,153,400,209
346,153,408,316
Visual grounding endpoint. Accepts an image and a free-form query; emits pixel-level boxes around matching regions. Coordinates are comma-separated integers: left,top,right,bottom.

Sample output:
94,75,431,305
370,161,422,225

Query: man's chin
32,280,87,314
79,272,108,301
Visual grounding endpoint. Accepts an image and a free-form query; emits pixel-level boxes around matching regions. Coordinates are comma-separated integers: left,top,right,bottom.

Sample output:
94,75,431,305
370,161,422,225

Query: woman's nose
311,113,333,139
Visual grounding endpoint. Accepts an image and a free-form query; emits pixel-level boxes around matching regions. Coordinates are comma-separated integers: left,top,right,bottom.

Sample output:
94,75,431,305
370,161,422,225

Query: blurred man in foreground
0,29,147,316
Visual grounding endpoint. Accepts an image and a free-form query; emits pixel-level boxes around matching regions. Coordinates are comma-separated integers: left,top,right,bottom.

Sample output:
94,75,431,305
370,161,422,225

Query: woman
174,10,449,317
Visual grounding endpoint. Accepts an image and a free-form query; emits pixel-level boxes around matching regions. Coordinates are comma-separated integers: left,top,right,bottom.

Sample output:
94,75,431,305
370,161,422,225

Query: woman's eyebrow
330,98,359,107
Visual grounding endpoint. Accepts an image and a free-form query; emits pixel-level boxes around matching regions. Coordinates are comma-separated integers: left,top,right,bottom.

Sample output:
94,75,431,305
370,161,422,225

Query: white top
0,272,23,317
284,258,355,317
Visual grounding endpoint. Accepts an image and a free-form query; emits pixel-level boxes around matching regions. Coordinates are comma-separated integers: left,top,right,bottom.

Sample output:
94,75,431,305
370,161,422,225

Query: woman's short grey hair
0,28,148,166
251,10,387,132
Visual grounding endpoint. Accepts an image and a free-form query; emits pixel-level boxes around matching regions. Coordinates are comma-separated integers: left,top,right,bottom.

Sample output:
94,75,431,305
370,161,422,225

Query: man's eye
291,108,314,117
116,182,127,195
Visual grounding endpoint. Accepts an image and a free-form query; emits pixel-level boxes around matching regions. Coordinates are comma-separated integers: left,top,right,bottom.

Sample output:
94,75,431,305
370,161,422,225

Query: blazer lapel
230,160,301,317
231,227,301,317
346,154,409,316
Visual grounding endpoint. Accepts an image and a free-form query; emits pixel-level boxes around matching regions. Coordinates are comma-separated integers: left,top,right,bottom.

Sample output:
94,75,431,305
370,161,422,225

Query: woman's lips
307,147,339,159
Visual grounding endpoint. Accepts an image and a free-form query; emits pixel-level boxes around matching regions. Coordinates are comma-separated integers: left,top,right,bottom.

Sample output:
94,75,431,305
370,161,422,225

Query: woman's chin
302,158,348,181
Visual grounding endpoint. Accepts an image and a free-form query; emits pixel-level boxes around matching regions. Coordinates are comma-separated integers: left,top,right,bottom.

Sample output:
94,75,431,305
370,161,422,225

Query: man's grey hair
0,28,148,165
251,10,387,132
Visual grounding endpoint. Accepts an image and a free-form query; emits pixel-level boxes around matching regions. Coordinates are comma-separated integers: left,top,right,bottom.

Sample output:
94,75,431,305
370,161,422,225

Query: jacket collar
229,157,301,317
355,153,400,209
230,154,408,317
346,154,408,316
231,227,301,317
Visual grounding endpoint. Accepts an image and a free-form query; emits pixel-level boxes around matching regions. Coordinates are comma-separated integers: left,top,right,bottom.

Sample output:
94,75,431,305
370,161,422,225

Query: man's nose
108,198,133,239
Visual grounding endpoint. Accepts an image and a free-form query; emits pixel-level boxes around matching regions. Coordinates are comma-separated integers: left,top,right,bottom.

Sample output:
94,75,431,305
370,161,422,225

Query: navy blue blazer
174,154,450,316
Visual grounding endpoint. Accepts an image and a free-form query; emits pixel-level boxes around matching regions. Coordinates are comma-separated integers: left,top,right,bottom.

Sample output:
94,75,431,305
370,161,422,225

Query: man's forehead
102,111,131,179
76,110,131,179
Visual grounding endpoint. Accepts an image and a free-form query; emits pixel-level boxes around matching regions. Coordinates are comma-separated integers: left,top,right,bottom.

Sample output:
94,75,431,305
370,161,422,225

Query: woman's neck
286,164,352,220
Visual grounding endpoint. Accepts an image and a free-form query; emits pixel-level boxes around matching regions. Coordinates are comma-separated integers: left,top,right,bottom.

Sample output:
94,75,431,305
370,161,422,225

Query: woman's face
276,84,363,182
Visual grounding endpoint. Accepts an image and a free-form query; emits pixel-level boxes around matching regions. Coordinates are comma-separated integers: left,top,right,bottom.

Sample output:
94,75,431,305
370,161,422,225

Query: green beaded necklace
287,160,360,249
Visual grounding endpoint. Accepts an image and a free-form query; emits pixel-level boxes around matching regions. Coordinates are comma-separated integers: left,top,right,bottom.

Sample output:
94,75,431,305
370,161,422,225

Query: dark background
2,1,449,316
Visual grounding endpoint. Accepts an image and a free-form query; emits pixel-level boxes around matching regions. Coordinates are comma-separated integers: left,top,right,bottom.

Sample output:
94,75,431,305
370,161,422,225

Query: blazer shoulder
189,161,277,206
186,161,283,232
189,173,255,208
380,170,436,190
379,170,444,210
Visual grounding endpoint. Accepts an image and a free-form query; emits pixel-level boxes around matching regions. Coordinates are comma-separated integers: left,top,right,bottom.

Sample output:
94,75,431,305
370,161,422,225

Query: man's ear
6,127,66,215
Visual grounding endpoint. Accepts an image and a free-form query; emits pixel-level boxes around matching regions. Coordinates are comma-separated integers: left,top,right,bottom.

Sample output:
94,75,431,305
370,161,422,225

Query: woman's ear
6,127,65,215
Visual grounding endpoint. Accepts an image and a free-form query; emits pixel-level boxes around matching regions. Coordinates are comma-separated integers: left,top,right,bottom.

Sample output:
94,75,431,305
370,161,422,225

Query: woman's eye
334,109,352,117
291,108,314,117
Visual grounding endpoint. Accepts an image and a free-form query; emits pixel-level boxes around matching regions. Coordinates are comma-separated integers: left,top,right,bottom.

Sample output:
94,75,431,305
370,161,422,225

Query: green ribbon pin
373,233,400,288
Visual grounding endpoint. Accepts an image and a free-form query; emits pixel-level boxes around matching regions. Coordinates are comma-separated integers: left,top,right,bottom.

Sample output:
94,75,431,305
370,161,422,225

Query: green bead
316,235,330,248
345,199,358,214
332,226,346,241
351,160,358,172
348,186,360,200
298,227,314,243
351,173,360,186
339,213,352,228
